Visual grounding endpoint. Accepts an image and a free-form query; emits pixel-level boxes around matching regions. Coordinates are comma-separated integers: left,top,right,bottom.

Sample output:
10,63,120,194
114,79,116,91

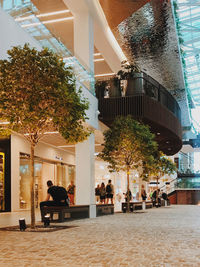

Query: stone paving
0,205,200,267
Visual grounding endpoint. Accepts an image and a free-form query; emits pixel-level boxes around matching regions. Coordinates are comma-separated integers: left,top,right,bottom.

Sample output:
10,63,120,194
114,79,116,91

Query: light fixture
94,53,101,56
19,218,26,231
157,132,161,135
21,16,74,28
15,10,70,21
44,215,50,227
95,73,115,77
94,58,105,62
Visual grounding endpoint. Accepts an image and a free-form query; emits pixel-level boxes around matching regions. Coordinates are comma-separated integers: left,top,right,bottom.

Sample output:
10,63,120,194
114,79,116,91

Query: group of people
150,188,169,207
95,179,114,204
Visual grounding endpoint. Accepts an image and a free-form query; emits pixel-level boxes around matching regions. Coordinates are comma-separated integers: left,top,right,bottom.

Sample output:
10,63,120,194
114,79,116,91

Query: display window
19,153,75,209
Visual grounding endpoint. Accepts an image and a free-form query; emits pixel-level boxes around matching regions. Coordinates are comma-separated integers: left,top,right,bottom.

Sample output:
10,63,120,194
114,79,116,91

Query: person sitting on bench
40,180,69,211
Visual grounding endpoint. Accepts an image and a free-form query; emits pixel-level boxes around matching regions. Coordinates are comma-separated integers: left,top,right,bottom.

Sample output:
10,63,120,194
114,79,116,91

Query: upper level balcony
96,72,182,155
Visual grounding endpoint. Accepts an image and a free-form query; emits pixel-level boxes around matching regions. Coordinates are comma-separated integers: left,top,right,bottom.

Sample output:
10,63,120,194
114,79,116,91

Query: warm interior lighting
95,73,115,77
94,53,101,56
0,122,10,125
21,16,74,28
24,131,59,136
15,10,70,21
94,58,105,62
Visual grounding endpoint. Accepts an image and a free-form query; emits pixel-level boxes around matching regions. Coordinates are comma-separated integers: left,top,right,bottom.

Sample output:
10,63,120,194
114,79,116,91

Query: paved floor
0,205,200,266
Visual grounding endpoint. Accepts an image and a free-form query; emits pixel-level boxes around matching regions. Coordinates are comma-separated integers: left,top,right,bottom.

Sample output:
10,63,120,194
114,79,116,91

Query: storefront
19,153,75,210
0,138,11,212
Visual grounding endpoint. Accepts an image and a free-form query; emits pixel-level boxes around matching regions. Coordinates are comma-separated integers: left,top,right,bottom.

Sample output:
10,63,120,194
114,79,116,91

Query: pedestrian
106,179,114,204
141,185,147,201
67,180,75,205
100,182,106,204
95,184,101,203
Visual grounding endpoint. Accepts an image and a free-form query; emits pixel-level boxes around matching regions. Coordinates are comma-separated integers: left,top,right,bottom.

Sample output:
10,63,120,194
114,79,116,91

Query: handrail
97,72,181,122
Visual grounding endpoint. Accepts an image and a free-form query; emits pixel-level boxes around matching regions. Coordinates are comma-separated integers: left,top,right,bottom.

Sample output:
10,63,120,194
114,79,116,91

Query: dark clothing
40,200,67,209
95,187,100,196
106,193,113,199
40,186,69,210
141,189,147,201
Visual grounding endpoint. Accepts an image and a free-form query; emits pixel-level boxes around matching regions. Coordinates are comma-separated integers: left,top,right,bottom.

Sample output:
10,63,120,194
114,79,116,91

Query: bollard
142,201,146,210
19,218,26,231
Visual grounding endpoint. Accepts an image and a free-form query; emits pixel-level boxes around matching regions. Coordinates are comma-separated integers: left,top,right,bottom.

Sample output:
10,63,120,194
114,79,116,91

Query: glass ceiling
0,0,95,94
173,0,200,105
173,0,200,132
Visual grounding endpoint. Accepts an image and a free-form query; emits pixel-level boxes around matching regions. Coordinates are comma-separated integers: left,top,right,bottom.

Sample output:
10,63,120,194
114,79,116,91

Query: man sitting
40,180,69,211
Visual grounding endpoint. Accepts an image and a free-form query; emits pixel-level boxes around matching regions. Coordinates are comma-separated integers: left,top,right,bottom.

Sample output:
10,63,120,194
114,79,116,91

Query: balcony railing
96,72,181,123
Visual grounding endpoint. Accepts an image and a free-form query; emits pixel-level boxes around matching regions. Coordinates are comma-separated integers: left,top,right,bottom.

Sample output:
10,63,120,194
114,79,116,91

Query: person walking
106,179,114,204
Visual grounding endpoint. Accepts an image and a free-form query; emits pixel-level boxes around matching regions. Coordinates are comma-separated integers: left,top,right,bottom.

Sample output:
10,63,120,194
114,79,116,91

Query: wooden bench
122,201,153,212
96,204,114,216
41,205,89,222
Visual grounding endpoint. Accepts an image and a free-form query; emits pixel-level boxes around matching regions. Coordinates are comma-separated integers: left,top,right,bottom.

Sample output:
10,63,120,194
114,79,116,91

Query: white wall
0,8,41,59
11,133,75,211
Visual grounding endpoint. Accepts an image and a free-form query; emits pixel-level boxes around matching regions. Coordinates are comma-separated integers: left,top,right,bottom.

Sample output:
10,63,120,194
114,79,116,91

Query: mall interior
0,0,200,218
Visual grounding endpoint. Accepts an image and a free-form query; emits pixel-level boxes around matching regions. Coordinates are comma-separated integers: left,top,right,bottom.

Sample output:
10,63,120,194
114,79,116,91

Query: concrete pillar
75,134,96,218
73,7,94,90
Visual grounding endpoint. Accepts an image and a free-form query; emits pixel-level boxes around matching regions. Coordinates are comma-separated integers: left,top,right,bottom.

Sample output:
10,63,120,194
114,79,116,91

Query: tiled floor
0,205,200,266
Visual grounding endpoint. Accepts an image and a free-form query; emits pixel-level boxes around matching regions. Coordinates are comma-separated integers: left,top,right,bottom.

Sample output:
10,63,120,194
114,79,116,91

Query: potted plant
117,60,144,96
95,78,121,98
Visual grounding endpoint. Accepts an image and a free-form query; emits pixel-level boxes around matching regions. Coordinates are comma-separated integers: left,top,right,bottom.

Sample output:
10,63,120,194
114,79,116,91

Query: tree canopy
0,44,90,227
98,115,158,177
0,44,90,144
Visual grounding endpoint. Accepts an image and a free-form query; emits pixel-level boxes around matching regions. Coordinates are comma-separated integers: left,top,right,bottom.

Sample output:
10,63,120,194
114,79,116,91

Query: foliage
0,44,90,144
117,60,141,80
144,151,177,180
0,44,90,227
98,115,157,177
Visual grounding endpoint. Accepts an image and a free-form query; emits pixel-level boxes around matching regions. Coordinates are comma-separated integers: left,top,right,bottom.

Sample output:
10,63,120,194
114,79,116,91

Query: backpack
54,186,69,202
106,184,112,194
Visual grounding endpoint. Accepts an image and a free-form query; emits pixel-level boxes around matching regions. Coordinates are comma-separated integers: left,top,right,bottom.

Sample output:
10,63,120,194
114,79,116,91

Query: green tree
0,44,90,228
145,151,177,204
98,116,158,212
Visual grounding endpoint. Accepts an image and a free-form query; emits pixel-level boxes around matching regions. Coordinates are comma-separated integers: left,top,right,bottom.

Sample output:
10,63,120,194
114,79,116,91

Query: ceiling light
15,10,70,22
94,58,105,62
21,16,74,28
95,73,115,77
94,53,101,56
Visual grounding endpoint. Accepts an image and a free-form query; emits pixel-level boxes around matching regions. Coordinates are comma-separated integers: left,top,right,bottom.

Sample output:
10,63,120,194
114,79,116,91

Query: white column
75,134,96,218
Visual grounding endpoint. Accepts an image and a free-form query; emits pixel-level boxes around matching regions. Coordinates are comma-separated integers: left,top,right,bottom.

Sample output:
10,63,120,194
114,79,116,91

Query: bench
122,201,153,212
96,204,114,216
41,205,89,222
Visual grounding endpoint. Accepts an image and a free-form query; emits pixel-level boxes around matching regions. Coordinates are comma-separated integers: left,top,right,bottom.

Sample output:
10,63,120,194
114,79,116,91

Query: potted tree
98,115,158,212
0,44,90,228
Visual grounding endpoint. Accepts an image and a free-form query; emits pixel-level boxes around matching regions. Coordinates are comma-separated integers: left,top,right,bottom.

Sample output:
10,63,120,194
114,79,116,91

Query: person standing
67,180,75,205
95,184,101,203
106,179,114,204
100,182,106,204
141,185,147,201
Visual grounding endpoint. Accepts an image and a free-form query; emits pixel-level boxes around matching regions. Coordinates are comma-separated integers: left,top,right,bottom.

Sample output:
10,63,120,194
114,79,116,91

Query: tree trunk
30,143,35,228
156,176,159,206
127,166,130,212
